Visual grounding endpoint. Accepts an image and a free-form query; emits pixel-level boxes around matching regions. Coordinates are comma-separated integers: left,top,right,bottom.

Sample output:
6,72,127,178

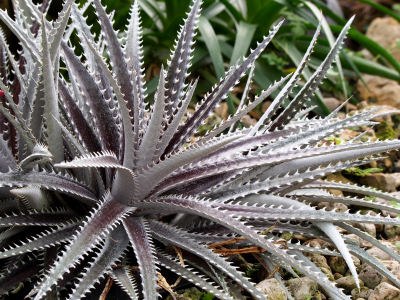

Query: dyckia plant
2,0,400,299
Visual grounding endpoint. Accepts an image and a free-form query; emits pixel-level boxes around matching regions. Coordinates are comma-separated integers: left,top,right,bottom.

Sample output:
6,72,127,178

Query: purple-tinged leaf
54,151,135,205
136,66,166,170
125,1,146,119
145,200,347,299
303,180,400,204
0,209,76,227
80,33,135,170
0,133,16,172
58,78,101,154
111,264,139,300
70,2,116,115
30,191,135,300
164,0,201,117
70,2,97,73
136,196,400,226
136,133,241,199
0,171,97,204
188,220,326,240
0,199,19,215
0,255,42,295
0,223,80,258
152,142,393,196
260,108,381,154
157,251,234,300
167,171,238,197
61,42,119,155
0,75,36,152
0,28,8,138
93,0,137,135
293,194,400,215
0,8,41,62
209,201,400,225
68,224,129,299
155,79,198,162
41,16,64,163
62,52,94,131
233,135,400,188
0,28,23,159
149,219,268,300
49,1,73,64
215,158,381,200
123,217,159,300
260,139,400,181
196,127,299,163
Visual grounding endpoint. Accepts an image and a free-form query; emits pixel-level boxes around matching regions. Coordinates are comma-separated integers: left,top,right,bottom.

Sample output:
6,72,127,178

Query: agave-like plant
1,0,400,299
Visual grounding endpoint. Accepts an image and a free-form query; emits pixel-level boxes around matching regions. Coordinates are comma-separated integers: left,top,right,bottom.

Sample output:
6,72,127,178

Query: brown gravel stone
368,282,400,300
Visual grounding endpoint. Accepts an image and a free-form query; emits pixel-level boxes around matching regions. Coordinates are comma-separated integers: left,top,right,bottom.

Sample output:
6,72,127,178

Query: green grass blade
165,0,191,21
230,21,257,66
202,2,225,18
198,16,235,114
246,0,263,21
342,51,370,93
251,1,284,32
312,0,346,25
138,0,166,30
198,16,225,80
329,24,400,76
253,62,274,90
354,0,400,24
276,0,317,25
219,40,234,59
296,40,400,82
219,0,245,23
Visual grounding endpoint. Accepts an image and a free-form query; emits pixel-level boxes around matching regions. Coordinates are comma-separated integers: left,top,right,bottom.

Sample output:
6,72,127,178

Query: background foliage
6,0,400,117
